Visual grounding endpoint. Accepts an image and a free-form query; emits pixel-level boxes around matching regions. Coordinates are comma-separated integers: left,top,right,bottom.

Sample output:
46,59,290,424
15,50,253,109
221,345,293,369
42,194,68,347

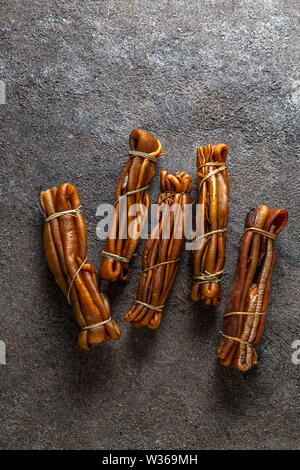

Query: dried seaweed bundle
99,129,164,282
41,183,121,350
125,170,193,329
216,205,288,371
190,143,229,306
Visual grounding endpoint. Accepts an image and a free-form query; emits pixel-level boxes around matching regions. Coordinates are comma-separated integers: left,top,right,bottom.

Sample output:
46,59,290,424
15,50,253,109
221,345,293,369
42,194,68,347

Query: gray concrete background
0,0,299,450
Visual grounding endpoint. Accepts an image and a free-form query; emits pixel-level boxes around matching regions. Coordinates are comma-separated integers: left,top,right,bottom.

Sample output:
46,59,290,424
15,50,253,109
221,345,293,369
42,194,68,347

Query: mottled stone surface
0,0,299,450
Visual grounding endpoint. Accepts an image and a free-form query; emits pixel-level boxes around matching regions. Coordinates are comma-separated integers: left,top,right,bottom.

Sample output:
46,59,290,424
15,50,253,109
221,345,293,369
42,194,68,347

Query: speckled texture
0,0,299,450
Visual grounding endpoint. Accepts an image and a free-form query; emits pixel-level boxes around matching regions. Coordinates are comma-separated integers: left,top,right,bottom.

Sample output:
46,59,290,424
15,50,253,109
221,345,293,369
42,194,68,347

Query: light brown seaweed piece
125,170,193,329
41,183,121,350
190,143,229,306
216,205,288,371
99,129,164,281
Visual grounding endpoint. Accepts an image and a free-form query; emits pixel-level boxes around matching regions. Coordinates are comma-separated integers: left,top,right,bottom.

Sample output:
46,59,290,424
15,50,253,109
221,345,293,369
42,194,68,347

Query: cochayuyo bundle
125,170,193,329
41,183,121,350
216,205,288,371
41,130,288,371
99,129,164,282
190,143,229,307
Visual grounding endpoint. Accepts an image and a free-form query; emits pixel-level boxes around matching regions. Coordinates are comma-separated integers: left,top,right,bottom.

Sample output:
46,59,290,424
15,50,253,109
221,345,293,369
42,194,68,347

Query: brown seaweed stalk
125,170,193,329
99,129,164,282
216,205,288,371
190,143,229,306
41,183,121,350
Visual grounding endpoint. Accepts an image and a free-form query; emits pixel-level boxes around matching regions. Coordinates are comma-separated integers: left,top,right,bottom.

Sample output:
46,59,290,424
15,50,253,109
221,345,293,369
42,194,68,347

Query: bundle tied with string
125,170,193,329
99,129,164,282
40,183,121,350
190,143,230,306
216,204,288,371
